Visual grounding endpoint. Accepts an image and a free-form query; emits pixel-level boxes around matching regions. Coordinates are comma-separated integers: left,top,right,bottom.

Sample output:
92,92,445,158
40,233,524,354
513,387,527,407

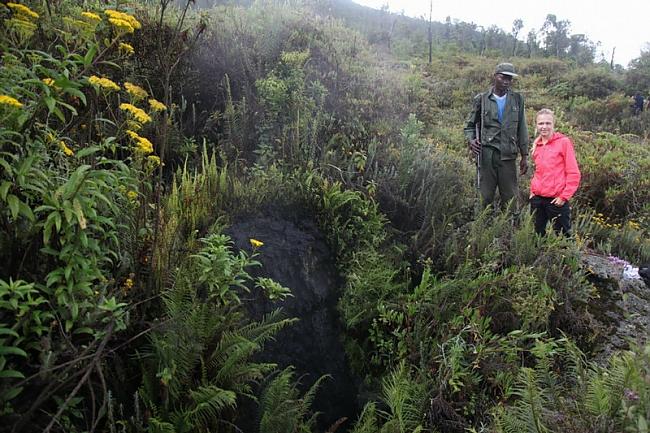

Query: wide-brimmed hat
495,63,518,77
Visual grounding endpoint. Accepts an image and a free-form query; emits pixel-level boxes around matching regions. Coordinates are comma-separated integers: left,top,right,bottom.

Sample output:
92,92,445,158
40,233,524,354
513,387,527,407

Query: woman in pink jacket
529,109,581,236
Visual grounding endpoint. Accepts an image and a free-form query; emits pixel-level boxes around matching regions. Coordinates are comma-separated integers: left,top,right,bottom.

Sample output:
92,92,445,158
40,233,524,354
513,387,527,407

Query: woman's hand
551,197,566,206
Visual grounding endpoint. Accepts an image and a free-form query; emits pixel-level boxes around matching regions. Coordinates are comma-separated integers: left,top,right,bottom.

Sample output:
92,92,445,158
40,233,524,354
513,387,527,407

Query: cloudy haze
354,0,649,67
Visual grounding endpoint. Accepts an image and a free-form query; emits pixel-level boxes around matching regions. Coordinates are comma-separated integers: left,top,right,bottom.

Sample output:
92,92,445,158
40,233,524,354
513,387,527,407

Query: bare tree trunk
610,46,616,69
428,0,433,64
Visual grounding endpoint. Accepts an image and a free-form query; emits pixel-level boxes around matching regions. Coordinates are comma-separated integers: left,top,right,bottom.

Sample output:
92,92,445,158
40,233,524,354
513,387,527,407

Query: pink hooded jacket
530,132,581,201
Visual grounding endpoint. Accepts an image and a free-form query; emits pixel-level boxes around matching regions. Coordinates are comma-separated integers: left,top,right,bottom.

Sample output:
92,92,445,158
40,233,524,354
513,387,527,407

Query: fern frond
147,418,176,433
258,367,326,433
350,402,378,433
208,310,295,392
508,367,550,433
186,385,237,430
380,362,426,433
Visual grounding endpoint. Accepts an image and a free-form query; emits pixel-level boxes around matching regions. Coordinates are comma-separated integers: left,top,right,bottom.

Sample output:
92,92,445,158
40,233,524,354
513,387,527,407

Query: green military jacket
464,88,529,160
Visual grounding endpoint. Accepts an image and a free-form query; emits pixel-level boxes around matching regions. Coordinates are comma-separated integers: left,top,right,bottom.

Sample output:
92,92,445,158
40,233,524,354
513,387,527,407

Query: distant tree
624,48,650,94
568,33,596,65
456,22,480,52
511,18,523,56
541,14,571,58
484,25,505,54
526,29,539,57
444,16,452,41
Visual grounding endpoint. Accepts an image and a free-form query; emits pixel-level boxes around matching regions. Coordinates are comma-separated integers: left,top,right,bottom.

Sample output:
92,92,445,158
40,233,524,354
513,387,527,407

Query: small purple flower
624,388,639,402
608,255,629,267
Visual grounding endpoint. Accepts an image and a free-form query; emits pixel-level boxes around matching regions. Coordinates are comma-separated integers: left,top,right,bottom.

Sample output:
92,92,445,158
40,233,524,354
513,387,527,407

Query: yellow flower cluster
122,276,134,295
81,11,101,23
59,141,74,156
42,78,55,86
7,2,39,20
592,213,622,230
119,42,135,55
126,190,138,201
5,3,39,38
0,95,23,108
124,82,148,100
249,238,264,248
148,98,167,112
88,75,121,92
108,17,132,33
126,130,154,154
104,9,141,34
120,103,151,124
147,155,161,168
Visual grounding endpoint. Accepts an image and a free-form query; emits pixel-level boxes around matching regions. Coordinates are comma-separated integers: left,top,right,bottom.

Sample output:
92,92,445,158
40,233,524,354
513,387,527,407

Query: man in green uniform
464,63,529,209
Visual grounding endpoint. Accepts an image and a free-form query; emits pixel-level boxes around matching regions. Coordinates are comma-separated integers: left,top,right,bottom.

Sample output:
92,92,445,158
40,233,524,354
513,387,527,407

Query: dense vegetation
1,1,649,432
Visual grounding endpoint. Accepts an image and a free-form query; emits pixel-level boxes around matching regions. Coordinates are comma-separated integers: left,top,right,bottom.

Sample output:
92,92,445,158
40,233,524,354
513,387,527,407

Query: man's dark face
493,73,513,94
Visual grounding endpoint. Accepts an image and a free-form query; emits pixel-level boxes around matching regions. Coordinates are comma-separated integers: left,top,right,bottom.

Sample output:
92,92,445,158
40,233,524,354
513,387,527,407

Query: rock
227,217,359,432
582,252,650,363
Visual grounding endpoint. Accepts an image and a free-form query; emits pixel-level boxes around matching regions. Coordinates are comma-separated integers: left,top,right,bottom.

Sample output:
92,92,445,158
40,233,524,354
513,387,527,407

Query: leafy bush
132,232,295,432
554,68,620,99
0,4,158,427
494,341,650,433
573,130,650,224
519,58,569,85
565,94,630,131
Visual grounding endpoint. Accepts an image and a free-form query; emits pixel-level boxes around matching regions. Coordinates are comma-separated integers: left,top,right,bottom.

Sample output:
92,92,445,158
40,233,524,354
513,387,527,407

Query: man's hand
519,157,528,175
468,138,481,156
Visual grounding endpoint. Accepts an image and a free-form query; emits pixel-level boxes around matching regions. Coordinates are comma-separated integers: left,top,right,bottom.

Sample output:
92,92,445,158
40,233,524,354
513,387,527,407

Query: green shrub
494,341,650,433
135,232,295,432
519,58,569,85
554,68,620,99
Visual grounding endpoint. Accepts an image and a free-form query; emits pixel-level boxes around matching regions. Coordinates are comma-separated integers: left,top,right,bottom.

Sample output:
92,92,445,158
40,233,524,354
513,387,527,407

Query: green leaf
64,265,72,282
83,44,97,66
1,386,24,401
71,301,79,320
0,181,11,201
0,158,13,176
64,88,86,106
44,96,56,113
53,106,66,122
46,270,63,288
57,101,78,116
65,165,91,198
43,221,53,245
7,194,20,219
639,415,648,433
54,211,62,232
0,346,27,357
79,231,88,248
19,201,35,222
0,369,25,379
75,146,100,159
0,328,19,338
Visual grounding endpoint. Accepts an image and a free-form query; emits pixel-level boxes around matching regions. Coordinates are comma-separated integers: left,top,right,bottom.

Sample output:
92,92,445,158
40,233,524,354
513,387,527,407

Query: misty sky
354,0,649,67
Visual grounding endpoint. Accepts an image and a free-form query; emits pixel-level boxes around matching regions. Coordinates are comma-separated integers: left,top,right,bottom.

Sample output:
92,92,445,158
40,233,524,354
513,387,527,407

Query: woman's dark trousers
530,195,571,236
